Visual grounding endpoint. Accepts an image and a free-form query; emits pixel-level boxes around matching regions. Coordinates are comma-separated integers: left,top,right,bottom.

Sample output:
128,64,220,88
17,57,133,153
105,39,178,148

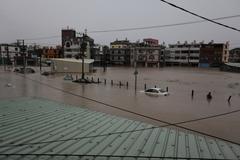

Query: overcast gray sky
1,0,240,47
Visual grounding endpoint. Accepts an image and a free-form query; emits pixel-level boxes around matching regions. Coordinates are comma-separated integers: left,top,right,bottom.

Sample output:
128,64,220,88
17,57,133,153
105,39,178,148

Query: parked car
145,88,169,96
14,67,35,74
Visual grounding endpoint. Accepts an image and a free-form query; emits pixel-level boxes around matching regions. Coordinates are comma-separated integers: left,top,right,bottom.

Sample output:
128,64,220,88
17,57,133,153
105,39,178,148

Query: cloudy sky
1,0,240,47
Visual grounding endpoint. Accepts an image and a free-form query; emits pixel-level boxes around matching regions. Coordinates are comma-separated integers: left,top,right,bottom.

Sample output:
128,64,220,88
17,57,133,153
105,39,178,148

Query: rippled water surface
1,66,240,143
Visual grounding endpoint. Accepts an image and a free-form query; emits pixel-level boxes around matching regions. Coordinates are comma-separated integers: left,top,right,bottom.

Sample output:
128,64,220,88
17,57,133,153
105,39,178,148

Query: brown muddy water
1,66,240,143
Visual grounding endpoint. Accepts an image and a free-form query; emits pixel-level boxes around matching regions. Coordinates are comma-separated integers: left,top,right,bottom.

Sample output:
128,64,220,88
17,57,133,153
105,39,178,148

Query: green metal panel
0,97,240,160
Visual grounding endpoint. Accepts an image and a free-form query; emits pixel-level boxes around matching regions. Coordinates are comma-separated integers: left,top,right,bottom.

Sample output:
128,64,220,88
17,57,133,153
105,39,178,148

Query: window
65,42,71,48
149,55,154,60
138,55,143,61
175,51,180,54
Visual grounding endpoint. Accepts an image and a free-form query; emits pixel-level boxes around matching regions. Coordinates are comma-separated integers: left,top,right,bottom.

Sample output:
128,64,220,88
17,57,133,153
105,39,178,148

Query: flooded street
1,66,240,144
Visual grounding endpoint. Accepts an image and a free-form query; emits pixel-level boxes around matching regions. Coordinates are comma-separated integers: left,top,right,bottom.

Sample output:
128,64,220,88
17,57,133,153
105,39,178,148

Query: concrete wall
51,60,92,73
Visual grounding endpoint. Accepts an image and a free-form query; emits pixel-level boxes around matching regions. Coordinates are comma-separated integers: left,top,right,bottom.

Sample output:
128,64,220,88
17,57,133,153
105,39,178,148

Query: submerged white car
145,88,169,96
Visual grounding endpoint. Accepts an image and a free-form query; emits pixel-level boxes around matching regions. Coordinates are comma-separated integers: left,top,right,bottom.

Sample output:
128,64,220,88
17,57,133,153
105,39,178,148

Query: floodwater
1,66,240,143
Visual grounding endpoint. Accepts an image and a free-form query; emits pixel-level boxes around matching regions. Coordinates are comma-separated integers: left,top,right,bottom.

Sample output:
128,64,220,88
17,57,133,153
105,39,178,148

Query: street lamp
133,43,138,92
80,33,87,80
17,39,26,74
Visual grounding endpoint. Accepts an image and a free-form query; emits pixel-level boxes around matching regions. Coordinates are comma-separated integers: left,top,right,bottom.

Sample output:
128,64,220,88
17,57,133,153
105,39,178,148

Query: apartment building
131,39,162,67
199,41,229,67
229,48,240,63
110,39,131,65
165,41,201,66
0,43,21,65
61,28,94,59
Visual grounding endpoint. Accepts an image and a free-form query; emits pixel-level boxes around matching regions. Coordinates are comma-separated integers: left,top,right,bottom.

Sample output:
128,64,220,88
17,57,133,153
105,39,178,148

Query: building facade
199,41,229,67
165,41,201,66
92,45,110,66
131,39,163,67
61,28,94,59
0,44,21,65
229,48,240,63
42,46,62,58
110,39,131,65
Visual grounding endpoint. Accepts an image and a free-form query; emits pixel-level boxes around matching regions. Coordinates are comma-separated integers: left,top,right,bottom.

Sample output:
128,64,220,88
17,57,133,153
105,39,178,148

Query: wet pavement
1,66,240,143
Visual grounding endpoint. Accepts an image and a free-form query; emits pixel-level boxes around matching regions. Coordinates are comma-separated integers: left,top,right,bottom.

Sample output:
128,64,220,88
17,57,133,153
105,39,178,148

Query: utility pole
17,39,25,74
134,43,138,92
103,46,107,72
39,49,42,73
0,44,6,71
188,45,190,66
3,45,6,71
80,30,87,80
6,44,9,68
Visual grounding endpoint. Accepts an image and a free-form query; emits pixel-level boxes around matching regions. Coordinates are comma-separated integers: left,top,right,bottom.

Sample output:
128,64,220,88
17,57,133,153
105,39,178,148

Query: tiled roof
0,97,239,160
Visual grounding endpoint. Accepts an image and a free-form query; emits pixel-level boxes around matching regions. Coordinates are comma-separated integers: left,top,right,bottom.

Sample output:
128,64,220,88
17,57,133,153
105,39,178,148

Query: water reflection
1,66,240,143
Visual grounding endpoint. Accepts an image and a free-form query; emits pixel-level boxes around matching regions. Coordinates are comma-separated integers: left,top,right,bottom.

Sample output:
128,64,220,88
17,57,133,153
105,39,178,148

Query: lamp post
134,43,138,92
0,45,6,71
80,33,87,80
17,39,25,74
103,46,107,72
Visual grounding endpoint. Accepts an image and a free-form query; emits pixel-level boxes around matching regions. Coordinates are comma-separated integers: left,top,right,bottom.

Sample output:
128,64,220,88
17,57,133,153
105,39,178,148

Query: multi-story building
143,38,159,46
166,41,201,66
110,39,131,65
229,48,240,63
199,41,229,67
42,46,62,58
0,43,21,65
110,38,164,67
131,39,163,67
61,28,94,59
92,45,110,66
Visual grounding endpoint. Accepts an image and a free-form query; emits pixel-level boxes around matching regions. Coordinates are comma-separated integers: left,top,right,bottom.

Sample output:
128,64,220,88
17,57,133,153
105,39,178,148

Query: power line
9,74,240,147
1,103,240,148
25,42,60,46
24,35,60,41
159,0,240,32
0,153,235,160
22,14,240,41
89,14,240,33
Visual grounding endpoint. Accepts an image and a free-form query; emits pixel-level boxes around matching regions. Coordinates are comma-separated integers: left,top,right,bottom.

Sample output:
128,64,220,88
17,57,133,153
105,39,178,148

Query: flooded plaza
1,66,240,144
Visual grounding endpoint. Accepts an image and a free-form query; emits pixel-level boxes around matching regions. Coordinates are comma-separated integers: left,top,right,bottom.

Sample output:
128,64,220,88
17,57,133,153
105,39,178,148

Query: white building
0,44,21,59
166,41,201,66
51,58,94,73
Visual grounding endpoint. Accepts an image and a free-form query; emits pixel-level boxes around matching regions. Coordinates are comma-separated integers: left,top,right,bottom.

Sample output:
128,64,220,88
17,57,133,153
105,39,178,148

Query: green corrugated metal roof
0,97,239,160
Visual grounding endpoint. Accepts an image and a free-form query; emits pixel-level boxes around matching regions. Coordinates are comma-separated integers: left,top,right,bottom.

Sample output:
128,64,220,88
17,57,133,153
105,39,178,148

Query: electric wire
159,0,240,32
0,153,235,160
22,14,240,41
1,99,240,148
89,14,240,33
3,74,238,147
24,35,60,41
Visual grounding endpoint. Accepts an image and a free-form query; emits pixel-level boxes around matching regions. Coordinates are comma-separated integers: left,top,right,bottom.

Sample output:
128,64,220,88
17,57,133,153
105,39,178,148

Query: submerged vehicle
145,88,169,96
